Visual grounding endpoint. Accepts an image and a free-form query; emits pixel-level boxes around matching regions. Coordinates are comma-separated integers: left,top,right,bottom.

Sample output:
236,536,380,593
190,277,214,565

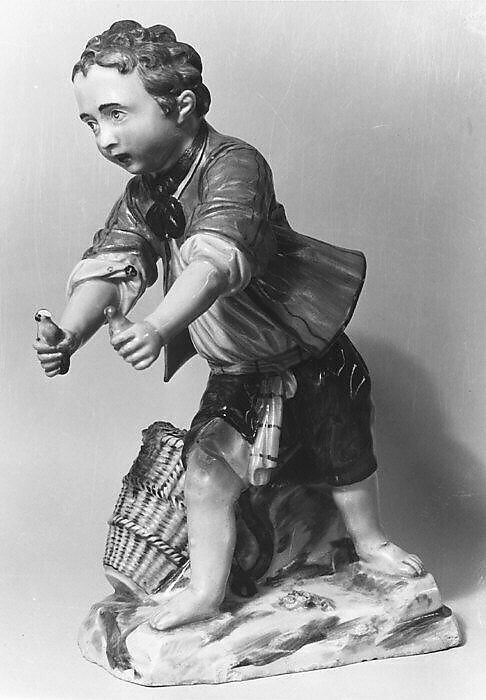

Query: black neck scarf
143,121,208,242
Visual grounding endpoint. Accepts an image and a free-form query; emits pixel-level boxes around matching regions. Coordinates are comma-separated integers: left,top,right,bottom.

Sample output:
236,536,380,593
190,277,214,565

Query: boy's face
74,65,186,174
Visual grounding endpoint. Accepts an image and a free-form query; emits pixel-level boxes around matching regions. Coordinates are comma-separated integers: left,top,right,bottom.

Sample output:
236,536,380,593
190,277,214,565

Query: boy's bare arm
110,260,229,370
147,259,228,339
60,279,120,343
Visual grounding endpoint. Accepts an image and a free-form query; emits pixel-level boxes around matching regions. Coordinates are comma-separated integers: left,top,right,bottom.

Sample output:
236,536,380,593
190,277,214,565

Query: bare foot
357,540,425,577
149,586,221,631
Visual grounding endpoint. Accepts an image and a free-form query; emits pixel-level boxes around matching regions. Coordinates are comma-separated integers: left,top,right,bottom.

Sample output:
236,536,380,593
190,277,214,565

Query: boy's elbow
194,259,231,297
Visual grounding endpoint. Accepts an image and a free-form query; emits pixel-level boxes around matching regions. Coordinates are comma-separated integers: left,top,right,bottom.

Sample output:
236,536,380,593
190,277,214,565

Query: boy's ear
176,90,197,123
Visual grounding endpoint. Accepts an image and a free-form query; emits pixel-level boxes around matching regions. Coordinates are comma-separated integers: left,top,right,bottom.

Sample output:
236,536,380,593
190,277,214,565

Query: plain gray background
1,1,485,698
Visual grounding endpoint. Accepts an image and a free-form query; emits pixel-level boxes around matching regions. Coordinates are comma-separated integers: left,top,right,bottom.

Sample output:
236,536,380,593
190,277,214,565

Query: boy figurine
34,20,423,631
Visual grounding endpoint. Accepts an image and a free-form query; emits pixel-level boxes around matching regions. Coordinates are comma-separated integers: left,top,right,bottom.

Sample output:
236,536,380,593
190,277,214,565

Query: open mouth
114,153,132,165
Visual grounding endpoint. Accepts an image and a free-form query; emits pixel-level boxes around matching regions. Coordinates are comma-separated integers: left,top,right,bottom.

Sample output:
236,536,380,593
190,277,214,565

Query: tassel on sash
249,371,297,486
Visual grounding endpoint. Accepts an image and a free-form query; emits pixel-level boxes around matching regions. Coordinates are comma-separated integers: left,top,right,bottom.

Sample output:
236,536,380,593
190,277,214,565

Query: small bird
104,306,132,337
34,309,70,375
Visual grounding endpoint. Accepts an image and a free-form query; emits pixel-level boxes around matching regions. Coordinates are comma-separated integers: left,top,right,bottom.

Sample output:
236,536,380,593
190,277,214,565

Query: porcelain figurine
34,21,461,685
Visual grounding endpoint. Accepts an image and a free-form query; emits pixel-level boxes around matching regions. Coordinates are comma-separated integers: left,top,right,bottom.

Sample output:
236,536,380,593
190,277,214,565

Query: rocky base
78,562,462,686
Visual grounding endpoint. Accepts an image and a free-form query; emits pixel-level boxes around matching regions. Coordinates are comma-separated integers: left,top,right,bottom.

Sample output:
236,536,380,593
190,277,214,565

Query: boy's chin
115,160,144,175
103,153,143,174
125,164,144,174
110,156,165,176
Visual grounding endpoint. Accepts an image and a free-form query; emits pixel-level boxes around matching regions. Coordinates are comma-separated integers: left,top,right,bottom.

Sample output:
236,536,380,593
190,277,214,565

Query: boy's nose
97,126,118,151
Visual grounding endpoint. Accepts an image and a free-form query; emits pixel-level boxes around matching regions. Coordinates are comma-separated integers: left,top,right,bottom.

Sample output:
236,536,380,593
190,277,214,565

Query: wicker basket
103,422,188,594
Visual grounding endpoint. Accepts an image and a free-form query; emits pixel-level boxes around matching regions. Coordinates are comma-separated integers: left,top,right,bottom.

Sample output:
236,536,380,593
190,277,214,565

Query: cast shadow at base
356,336,486,601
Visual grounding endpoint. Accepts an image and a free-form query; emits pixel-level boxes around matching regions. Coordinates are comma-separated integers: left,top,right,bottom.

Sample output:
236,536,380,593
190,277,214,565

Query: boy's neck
154,116,203,176
145,119,207,198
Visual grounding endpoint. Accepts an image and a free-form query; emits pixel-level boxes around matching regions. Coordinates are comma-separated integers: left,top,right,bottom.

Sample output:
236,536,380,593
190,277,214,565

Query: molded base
78,562,462,686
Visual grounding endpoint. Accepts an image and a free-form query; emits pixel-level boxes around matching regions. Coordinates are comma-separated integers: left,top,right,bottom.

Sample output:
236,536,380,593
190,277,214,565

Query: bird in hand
34,309,71,375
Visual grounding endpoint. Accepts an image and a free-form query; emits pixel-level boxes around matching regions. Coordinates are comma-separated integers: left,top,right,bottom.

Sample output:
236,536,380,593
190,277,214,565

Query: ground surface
1,565,482,700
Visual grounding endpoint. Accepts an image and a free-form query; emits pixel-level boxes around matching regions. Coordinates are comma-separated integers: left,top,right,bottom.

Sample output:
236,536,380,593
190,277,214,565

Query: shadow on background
357,335,486,601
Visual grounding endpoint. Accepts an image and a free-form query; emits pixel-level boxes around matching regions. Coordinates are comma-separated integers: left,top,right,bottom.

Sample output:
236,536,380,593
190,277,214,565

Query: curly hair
72,20,211,117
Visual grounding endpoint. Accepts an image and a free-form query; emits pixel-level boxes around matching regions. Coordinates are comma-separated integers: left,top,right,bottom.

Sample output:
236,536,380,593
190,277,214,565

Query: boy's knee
184,441,246,506
184,454,214,504
185,418,250,485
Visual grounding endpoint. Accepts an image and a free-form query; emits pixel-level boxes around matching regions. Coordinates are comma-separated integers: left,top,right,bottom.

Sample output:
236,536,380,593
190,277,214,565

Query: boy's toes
150,610,170,631
404,554,425,576
400,560,419,577
358,541,426,578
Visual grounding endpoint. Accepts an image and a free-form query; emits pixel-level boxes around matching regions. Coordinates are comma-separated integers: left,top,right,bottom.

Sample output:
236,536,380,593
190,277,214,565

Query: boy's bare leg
150,436,246,631
333,472,424,576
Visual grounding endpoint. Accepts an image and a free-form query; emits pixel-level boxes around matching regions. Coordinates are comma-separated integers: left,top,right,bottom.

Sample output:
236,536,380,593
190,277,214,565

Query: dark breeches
182,333,377,488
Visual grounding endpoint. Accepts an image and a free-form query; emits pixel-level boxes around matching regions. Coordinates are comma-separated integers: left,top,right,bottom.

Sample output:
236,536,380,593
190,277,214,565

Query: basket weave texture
103,422,188,594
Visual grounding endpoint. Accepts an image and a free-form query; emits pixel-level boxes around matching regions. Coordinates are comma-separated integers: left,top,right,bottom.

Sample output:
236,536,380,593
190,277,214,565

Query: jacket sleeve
82,176,165,286
67,177,167,313
182,145,277,286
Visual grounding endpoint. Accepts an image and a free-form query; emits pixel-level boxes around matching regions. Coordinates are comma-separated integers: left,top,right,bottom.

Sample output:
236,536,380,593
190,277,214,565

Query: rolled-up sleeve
179,233,252,296
66,252,147,316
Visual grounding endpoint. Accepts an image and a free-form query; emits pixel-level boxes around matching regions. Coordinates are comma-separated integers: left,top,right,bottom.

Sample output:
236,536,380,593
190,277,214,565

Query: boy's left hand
110,321,164,370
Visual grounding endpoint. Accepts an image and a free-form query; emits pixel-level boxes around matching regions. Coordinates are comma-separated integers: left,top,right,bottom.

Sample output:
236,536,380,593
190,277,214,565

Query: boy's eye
86,121,98,133
110,110,124,121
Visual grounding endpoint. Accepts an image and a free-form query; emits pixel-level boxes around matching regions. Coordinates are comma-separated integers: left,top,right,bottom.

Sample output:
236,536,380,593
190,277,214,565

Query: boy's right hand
33,331,79,377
